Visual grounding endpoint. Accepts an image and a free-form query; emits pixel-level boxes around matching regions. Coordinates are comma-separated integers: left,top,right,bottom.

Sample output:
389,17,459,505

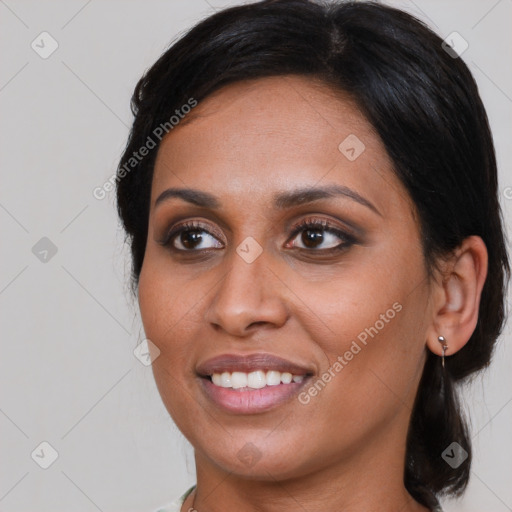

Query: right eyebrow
154,187,221,209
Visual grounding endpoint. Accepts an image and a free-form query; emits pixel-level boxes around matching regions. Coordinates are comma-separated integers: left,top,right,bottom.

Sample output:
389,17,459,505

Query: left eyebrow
154,184,381,217
273,184,382,216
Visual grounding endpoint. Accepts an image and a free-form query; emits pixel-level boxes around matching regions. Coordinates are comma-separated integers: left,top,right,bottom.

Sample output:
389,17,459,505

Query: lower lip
199,377,309,414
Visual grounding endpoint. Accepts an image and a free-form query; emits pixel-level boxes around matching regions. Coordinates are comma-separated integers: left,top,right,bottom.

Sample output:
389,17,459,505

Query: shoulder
154,485,196,512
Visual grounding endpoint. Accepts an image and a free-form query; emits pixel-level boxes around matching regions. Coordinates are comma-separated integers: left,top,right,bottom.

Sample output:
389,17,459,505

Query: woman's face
138,75,435,481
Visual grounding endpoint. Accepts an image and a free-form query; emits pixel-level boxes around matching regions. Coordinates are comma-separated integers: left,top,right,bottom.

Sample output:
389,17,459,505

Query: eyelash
160,217,357,254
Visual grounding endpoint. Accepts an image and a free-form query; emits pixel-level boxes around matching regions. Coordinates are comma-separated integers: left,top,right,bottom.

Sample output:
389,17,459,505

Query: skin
137,75,488,512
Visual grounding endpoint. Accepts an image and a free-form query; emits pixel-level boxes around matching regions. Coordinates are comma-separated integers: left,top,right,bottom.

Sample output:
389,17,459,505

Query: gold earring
437,336,448,368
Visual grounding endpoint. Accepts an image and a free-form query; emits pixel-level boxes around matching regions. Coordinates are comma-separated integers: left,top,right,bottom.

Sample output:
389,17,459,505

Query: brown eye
162,221,223,251
287,218,356,251
299,227,328,249
176,229,206,250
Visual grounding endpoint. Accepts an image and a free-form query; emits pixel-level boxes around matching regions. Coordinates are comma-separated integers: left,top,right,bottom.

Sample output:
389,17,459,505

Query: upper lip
196,353,314,377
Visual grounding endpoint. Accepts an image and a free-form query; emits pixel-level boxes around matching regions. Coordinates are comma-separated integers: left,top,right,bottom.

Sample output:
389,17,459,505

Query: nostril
248,321,268,329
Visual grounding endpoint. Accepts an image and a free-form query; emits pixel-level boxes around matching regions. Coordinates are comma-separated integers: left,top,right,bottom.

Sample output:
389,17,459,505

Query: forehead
151,75,410,217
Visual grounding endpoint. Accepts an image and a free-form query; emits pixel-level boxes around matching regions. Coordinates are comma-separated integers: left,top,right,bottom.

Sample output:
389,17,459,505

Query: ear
426,236,488,358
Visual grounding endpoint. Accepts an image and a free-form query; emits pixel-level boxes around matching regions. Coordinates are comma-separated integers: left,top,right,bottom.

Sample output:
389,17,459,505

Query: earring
437,336,448,368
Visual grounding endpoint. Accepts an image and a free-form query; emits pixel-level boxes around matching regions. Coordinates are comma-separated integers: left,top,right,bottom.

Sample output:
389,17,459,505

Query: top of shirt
154,486,195,512
154,485,444,512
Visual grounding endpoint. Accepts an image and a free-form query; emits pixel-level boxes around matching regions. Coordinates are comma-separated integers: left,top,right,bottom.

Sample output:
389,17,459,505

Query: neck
186,418,431,512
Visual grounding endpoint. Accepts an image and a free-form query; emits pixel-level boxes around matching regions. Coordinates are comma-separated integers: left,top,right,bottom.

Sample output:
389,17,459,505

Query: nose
204,246,289,337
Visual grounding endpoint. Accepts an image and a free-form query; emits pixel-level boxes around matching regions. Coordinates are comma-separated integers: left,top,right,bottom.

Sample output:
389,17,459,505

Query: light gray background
0,0,511,511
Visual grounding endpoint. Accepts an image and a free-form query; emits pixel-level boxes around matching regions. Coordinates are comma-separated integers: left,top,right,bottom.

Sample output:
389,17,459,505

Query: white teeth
247,370,266,389
210,370,306,389
231,371,248,389
266,370,281,386
220,372,232,388
280,372,292,384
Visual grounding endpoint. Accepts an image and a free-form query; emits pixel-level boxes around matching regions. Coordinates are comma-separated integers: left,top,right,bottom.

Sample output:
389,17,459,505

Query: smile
211,370,304,389
197,353,313,413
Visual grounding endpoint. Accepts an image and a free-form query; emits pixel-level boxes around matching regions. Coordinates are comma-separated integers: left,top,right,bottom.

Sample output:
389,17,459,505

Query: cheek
137,252,218,402
297,243,429,410
137,258,203,431
297,250,413,352
138,251,200,346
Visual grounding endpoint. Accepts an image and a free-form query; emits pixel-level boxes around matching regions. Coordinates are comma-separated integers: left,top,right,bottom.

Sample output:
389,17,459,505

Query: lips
196,353,314,414
196,353,313,376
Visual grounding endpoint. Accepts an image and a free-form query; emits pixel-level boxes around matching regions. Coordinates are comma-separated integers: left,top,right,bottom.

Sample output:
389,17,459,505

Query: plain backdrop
1,1,511,511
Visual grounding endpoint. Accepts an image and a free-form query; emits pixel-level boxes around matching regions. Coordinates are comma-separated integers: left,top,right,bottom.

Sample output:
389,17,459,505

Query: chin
193,433,322,482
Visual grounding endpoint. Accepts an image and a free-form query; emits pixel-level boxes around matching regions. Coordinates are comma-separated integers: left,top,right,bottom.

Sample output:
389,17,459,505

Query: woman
116,1,509,511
